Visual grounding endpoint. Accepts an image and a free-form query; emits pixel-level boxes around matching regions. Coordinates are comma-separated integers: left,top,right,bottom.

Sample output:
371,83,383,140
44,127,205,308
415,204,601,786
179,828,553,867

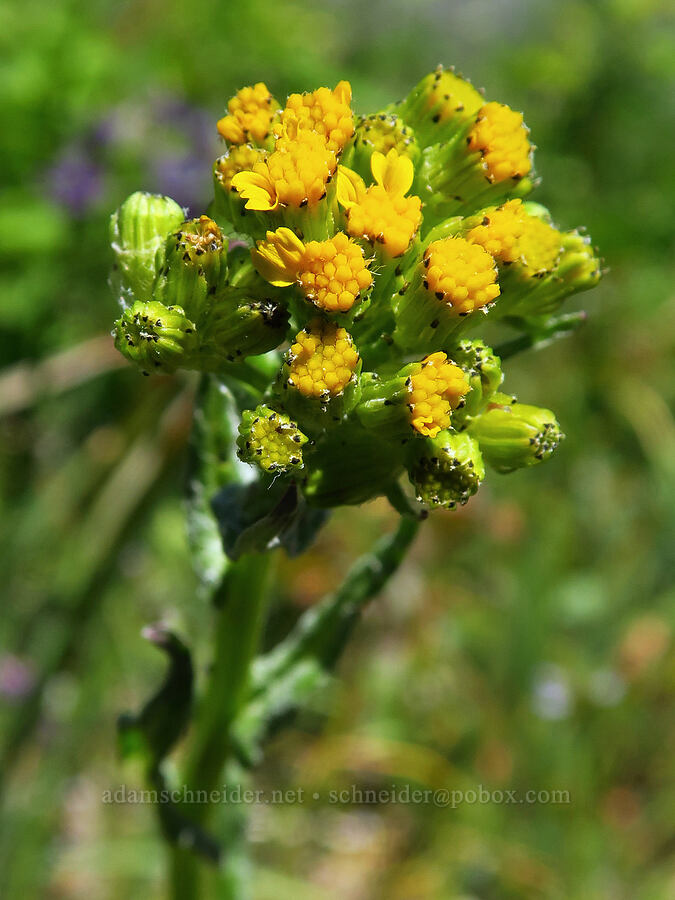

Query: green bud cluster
111,204,288,376
109,70,601,512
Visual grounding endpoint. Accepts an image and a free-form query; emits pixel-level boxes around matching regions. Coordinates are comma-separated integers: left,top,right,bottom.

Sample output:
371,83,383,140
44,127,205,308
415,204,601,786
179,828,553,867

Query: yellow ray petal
336,165,366,209
334,80,352,106
231,169,278,211
371,149,414,195
252,228,305,286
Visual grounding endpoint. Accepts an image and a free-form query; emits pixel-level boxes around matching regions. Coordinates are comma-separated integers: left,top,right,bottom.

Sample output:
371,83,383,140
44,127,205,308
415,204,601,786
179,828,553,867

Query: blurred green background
1,0,674,897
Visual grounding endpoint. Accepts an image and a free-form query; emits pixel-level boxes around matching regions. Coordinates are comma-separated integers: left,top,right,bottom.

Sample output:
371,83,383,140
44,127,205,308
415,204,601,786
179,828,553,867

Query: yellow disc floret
467,102,532,183
423,237,500,315
287,321,359,398
467,199,562,274
269,125,337,206
517,215,563,274
346,188,422,258
217,83,277,144
282,81,354,154
298,233,372,312
408,352,470,438
215,145,267,190
354,114,416,158
466,199,527,263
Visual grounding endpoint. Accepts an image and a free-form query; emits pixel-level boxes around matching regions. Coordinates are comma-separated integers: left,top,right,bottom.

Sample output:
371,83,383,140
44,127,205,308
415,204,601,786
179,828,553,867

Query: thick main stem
170,552,273,900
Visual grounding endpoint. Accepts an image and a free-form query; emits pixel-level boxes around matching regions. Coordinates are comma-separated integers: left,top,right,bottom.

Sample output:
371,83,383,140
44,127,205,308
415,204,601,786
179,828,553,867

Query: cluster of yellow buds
110,68,602,511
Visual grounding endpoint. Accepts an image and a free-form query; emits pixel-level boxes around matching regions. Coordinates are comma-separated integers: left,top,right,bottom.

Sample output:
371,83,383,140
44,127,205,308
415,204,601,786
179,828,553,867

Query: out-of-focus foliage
0,1,673,898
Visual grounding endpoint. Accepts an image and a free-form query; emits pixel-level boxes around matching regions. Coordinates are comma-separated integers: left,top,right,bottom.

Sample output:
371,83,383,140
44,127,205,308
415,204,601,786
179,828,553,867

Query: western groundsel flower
111,66,602,513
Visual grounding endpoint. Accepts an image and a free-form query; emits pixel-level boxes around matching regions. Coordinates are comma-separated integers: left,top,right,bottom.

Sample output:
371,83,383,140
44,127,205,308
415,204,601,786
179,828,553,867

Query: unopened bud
201,297,288,363
408,431,484,508
113,300,197,375
154,216,227,323
469,399,563,472
397,67,484,148
110,192,185,302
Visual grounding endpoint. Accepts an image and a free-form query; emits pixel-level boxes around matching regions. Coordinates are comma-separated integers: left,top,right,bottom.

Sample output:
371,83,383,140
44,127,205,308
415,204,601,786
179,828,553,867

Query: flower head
339,149,422,257
467,102,532,183
423,237,500,315
353,113,418,158
253,228,372,313
214,145,268,191
408,352,469,437
217,83,278,145
466,199,561,274
282,81,354,153
287,321,359,398
237,405,308,473
232,120,336,211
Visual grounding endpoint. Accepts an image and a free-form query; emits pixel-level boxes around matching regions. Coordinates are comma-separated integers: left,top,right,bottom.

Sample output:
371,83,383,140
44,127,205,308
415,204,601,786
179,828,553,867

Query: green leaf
232,659,333,766
212,478,329,561
118,626,193,771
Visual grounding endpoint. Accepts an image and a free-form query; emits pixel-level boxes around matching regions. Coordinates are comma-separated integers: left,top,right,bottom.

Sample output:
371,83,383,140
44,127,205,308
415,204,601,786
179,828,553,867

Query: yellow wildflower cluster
423,237,501,315
287,321,359,398
112,69,602,511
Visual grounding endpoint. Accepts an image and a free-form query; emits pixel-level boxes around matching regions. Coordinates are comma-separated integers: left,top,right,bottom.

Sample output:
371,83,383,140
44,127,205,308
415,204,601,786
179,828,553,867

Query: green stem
170,552,273,900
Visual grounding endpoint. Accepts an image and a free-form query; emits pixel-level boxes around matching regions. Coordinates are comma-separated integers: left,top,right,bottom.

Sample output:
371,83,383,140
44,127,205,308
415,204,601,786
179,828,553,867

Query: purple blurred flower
0,654,36,702
46,147,104,215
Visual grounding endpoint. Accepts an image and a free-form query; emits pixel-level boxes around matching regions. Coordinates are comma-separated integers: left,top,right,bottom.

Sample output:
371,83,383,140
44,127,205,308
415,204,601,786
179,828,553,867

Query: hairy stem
170,552,273,900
